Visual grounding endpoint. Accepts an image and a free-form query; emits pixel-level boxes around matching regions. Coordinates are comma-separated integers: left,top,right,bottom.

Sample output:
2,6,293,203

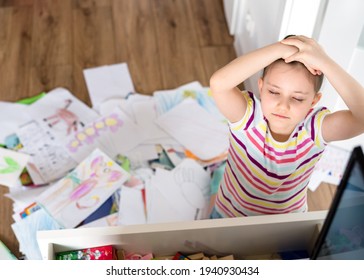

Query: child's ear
311,92,322,107
258,77,264,93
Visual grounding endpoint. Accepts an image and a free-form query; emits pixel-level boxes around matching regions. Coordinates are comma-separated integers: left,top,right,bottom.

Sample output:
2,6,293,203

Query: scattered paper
26,87,99,141
12,208,63,260
118,186,147,225
308,144,350,191
147,159,211,223
17,120,77,185
36,148,130,228
65,107,146,162
83,63,135,111
0,147,30,188
156,98,229,161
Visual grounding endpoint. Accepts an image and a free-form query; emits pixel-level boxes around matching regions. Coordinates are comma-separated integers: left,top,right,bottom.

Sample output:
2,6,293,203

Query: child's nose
277,98,290,110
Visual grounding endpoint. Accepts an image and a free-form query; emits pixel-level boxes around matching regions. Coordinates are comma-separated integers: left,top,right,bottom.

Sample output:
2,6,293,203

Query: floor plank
152,0,207,88
112,0,163,94
0,5,32,101
201,45,236,85
72,1,116,105
189,0,234,47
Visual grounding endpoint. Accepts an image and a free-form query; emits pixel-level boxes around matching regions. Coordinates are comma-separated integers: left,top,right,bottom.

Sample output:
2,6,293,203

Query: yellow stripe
224,166,306,210
230,134,321,187
231,91,253,131
314,109,330,146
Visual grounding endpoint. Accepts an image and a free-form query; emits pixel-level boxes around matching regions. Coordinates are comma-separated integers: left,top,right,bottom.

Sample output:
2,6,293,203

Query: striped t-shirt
215,91,330,217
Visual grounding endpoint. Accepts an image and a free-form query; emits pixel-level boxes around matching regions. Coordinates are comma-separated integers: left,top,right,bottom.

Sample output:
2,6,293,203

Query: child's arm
209,42,298,122
282,36,364,142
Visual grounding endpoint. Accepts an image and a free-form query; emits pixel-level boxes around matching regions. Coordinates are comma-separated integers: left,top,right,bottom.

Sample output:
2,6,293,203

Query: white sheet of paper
118,93,153,123
146,175,187,224
125,144,159,165
0,148,30,188
99,98,124,116
83,63,135,111
0,101,29,144
153,81,204,116
160,159,210,216
308,145,350,191
147,159,211,223
36,148,129,228
26,88,99,141
155,98,229,160
118,186,146,225
152,81,203,96
132,99,170,142
12,208,62,260
106,107,147,157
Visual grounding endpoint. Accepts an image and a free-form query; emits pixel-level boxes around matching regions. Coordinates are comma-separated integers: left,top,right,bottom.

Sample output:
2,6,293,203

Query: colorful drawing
0,147,30,187
36,148,129,228
43,99,84,135
0,156,21,174
67,112,123,153
16,120,77,185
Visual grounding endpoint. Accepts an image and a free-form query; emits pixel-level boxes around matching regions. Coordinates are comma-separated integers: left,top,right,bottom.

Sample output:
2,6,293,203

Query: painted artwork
0,147,30,187
43,98,85,135
36,148,130,228
26,87,99,140
65,107,145,162
16,120,77,185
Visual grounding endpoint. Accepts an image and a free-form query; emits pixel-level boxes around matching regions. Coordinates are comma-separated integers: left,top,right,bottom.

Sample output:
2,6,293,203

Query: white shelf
37,211,327,260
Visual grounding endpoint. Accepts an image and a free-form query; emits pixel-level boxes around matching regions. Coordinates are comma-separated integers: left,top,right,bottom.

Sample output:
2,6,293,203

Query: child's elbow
209,71,225,96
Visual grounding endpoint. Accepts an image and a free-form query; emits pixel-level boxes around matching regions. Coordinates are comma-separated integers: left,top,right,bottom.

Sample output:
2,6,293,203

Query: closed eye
292,97,304,102
269,90,279,95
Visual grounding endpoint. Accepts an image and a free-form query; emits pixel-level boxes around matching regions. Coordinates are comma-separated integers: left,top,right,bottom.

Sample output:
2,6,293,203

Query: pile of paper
0,63,229,259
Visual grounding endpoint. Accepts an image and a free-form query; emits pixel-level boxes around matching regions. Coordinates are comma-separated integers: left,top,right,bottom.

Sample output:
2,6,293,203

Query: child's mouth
272,113,289,119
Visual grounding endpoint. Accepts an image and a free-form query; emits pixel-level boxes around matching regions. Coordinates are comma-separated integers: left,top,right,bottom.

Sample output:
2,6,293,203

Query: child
209,35,364,218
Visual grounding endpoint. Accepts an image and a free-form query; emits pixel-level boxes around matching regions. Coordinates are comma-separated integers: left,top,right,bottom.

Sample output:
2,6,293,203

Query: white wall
329,25,364,150
223,0,238,35
316,0,364,150
232,0,287,95
316,0,364,110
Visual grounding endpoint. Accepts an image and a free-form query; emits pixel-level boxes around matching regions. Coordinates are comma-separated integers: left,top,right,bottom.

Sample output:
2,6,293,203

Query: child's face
258,61,321,141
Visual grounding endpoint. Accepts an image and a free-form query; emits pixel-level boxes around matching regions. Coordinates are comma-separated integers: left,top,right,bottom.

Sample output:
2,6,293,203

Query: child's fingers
281,36,306,49
284,53,319,75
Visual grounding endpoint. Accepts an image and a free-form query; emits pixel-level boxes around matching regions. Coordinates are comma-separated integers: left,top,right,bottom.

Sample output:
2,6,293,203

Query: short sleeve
304,106,331,148
229,91,258,131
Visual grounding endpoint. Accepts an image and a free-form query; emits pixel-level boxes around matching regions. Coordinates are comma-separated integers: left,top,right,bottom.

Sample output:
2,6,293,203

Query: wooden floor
0,0,335,259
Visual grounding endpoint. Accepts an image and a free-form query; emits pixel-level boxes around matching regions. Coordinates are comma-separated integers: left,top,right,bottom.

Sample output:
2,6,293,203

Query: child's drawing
0,156,20,174
43,99,84,135
36,148,129,228
26,88,99,141
0,147,30,187
67,112,123,153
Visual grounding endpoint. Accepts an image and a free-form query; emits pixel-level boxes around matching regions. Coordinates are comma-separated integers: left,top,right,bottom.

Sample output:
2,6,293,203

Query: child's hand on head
280,35,329,76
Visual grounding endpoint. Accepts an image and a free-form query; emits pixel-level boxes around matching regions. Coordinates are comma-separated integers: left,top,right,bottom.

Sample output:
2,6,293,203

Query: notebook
310,146,364,259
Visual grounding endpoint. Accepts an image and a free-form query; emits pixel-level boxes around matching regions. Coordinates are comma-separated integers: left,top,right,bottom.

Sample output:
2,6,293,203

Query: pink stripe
230,147,278,193
224,165,305,213
263,142,314,164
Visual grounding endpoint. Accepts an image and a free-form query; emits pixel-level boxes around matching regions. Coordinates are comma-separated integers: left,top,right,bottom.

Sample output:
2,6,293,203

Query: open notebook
310,146,364,260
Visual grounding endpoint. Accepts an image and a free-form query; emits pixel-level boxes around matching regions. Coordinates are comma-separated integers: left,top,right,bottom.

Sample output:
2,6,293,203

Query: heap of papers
1,63,230,259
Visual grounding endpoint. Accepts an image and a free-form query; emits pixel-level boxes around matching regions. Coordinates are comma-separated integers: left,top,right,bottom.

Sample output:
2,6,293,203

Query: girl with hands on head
209,35,364,219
